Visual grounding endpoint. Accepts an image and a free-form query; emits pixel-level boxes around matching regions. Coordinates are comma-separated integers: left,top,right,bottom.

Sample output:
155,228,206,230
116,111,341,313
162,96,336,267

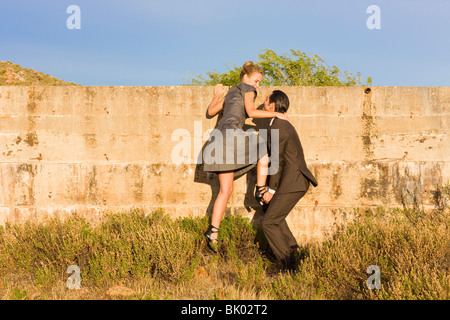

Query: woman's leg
255,154,269,204
209,171,234,240
256,153,269,186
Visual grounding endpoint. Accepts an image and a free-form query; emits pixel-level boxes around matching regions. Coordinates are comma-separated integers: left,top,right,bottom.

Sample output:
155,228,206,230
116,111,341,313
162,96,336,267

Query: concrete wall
0,86,449,243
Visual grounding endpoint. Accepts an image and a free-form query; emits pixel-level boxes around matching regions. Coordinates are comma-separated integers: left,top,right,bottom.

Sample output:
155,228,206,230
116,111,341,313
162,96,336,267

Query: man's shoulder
271,117,296,132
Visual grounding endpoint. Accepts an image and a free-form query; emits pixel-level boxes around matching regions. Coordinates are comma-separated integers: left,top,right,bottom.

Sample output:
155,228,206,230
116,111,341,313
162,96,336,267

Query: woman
203,61,288,252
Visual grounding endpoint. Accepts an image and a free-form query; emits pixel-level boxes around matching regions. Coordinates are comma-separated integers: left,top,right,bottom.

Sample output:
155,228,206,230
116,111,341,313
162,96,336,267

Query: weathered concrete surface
0,86,449,243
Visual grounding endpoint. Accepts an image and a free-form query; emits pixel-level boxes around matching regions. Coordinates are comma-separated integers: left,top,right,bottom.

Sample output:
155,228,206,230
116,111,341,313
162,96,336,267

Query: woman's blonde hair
239,61,264,81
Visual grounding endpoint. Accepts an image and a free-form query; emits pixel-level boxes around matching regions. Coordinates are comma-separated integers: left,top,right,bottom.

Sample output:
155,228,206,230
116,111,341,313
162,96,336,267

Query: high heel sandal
204,224,219,253
255,185,268,205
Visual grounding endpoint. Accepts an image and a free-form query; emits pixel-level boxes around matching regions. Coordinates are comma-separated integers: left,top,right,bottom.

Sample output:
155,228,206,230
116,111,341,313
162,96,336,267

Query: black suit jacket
267,118,318,194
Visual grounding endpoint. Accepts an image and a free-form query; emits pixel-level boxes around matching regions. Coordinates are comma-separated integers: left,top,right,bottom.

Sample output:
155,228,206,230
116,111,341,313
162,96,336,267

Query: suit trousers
261,183,309,264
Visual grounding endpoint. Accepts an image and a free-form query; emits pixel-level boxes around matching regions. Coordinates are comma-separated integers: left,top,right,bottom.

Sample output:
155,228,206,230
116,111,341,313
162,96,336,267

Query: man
255,90,318,271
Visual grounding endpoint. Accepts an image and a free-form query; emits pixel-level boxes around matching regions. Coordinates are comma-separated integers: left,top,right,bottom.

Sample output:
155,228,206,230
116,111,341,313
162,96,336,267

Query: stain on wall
0,86,448,243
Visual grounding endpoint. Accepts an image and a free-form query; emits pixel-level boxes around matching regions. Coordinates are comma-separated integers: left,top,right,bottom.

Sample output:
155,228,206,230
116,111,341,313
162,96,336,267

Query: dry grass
0,201,448,300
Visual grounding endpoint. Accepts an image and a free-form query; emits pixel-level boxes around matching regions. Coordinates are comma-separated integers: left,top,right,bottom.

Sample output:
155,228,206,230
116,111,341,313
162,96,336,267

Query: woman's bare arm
244,92,288,120
207,84,226,117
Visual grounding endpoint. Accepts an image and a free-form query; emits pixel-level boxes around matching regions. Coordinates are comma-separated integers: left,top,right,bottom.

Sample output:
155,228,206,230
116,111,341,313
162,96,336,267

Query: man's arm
256,153,269,186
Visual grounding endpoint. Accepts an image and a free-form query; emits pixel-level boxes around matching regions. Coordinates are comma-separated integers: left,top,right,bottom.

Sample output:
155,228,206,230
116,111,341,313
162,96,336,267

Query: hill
0,61,78,86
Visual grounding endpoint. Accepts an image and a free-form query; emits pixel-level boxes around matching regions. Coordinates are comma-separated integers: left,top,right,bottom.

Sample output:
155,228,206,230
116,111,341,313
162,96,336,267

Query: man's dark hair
269,90,290,113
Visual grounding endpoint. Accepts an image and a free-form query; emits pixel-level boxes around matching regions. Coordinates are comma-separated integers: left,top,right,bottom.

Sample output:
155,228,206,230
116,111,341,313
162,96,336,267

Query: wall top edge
0,85,449,89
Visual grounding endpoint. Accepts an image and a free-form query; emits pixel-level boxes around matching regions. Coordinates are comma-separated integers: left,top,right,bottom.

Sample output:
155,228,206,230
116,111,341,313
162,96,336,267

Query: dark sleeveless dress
203,82,266,179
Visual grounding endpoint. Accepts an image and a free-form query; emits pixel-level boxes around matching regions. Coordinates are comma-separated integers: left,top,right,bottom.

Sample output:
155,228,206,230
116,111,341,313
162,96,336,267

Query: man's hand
263,192,273,203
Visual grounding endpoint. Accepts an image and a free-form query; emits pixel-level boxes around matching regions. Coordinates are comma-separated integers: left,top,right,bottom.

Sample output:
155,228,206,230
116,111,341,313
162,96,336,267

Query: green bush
0,210,202,286
0,205,448,300
269,207,450,300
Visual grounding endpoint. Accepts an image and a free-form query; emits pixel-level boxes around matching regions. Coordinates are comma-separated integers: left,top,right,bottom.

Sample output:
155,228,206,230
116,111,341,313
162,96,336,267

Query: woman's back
217,82,256,130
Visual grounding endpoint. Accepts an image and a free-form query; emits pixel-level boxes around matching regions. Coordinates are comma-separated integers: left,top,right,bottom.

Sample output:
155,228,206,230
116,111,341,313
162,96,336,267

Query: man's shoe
281,254,298,273
290,245,300,254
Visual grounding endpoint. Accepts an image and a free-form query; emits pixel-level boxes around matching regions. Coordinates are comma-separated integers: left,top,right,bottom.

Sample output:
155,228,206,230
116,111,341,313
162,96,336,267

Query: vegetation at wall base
0,200,448,300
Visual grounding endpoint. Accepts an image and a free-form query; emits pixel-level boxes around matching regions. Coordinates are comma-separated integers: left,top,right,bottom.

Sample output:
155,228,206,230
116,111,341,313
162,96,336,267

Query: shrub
0,205,448,300
0,210,201,287
270,207,450,300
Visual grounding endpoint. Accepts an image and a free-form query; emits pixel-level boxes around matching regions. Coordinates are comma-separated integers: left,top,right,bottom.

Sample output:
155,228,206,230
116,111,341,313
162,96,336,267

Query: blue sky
1,0,449,86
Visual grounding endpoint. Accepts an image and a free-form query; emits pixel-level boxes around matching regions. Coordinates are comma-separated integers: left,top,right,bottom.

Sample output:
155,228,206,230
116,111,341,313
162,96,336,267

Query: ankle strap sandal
204,225,219,252
255,185,268,205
